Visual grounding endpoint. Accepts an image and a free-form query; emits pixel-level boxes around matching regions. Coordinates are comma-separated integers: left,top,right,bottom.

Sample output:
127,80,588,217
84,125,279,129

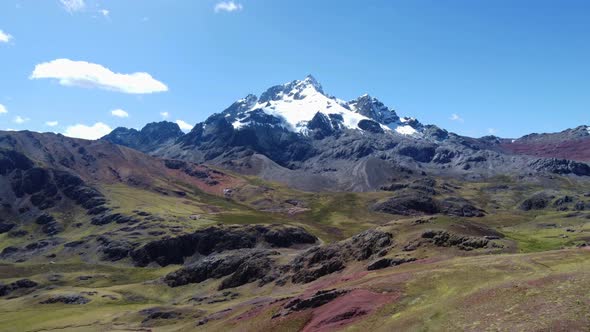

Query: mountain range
1,76,589,331
104,75,590,191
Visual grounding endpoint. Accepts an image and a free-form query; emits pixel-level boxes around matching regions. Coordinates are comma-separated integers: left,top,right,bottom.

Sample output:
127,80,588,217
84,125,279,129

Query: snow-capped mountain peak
223,76,423,136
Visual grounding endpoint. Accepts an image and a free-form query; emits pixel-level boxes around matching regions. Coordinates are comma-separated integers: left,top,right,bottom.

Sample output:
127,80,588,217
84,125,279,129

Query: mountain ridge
101,76,590,191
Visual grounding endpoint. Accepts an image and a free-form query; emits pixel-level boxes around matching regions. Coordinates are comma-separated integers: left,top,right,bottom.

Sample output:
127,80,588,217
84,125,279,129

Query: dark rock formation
422,230,489,251
141,308,182,323
290,229,392,284
357,119,384,134
367,257,417,271
274,289,350,318
373,193,439,216
0,279,38,296
97,236,135,261
440,197,485,217
0,221,15,234
397,144,436,163
529,158,590,176
40,294,90,305
0,149,33,175
520,193,553,211
131,225,317,267
163,250,276,289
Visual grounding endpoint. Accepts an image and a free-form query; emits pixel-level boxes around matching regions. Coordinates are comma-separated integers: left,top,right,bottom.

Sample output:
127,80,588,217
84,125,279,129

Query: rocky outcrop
397,144,436,163
0,149,34,175
162,229,393,289
97,236,136,261
357,119,384,134
529,158,590,176
422,230,489,251
0,279,38,296
373,193,439,216
440,197,485,217
0,221,16,234
367,257,417,271
519,193,553,211
7,165,107,214
163,250,276,289
284,289,349,313
374,187,484,217
40,294,90,305
290,230,392,284
131,225,317,267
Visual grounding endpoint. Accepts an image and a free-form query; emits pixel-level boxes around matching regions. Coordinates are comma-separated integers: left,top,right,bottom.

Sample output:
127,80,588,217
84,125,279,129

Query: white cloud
30,59,168,94
45,121,59,127
160,111,170,119
14,115,29,124
176,120,193,131
60,0,85,13
111,109,129,118
100,9,109,17
0,104,7,114
488,128,498,135
214,1,243,13
450,113,464,122
0,30,13,43
64,122,112,140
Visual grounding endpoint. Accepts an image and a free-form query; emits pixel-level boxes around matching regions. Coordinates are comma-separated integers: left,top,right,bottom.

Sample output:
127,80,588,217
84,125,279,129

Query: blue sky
0,0,589,139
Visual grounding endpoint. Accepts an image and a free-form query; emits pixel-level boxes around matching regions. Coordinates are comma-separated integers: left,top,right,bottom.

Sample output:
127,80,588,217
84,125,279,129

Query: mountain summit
222,76,423,136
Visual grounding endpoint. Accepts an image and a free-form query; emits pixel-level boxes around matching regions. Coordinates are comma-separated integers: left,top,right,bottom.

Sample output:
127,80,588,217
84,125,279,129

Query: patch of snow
232,120,247,129
395,125,418,136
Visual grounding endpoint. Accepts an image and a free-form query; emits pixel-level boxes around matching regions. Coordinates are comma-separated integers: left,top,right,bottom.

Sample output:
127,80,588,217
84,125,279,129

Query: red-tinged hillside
499,125,590,162
0,130,243,196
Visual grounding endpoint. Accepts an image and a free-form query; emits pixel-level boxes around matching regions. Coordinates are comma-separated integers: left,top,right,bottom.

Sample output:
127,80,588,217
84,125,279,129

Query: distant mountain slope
102,121,184,154
101,76,590,191
499,125,590,162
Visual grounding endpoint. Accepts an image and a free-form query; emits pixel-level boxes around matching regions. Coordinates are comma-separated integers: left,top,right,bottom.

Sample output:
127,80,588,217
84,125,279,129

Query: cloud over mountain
64,122,112,140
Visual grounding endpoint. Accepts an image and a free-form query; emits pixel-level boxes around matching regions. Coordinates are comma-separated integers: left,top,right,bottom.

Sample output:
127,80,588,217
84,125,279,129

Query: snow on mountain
225,75,422,136
345,94,399,126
